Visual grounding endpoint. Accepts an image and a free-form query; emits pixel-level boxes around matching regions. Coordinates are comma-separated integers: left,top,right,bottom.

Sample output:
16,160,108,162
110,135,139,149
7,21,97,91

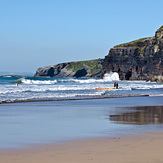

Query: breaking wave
20,78,57,85
67,72,120,84
0,72,163,103
17,72,119,85
103,72,119,81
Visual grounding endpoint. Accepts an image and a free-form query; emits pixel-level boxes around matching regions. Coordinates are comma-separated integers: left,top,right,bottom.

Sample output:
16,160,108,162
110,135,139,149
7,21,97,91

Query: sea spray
103,72,119,81
21,78,57,84
18,73,120,85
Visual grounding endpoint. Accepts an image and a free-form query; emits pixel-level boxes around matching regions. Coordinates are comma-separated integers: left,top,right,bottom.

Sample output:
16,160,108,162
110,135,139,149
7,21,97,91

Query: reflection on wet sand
109,106,163,125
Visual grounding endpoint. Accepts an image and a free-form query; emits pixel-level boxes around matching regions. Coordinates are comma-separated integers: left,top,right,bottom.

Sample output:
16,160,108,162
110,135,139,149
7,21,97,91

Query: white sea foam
68,72,120,84
21,78,57,84
103,72,119,81
18,72,119,85
0,85,94,95
0,73,163,102
149,94,163,96
71,78,100,83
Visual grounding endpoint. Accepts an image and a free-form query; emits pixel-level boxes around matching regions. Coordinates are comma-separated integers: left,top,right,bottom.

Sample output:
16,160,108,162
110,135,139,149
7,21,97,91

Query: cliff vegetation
34,59,103,78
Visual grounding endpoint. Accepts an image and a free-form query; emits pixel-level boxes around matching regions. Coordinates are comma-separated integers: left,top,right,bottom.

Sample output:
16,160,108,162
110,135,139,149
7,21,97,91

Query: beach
1,0,163,162
0,96,163,162
1,131,163,163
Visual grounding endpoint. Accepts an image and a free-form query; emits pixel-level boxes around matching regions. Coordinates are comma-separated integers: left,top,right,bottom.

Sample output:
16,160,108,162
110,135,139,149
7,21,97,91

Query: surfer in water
114,82,118,89
116,82,119,89
13,83,18,86
114,82,116,87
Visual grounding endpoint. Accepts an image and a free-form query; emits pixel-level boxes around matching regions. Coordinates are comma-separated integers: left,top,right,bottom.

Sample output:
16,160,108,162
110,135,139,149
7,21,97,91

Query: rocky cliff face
34,59,103,78
34,26,163,81
102,26,163,82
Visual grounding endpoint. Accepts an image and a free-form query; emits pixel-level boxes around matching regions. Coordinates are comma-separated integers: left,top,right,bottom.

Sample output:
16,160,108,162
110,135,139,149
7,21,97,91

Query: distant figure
116,82,119,89
114,82,118,89
114,82,116,87
14,83,18,86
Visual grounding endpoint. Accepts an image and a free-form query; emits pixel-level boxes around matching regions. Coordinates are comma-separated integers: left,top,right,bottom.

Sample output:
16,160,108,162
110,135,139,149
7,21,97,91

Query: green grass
114,37,149,47
89,64,102,74
158,25,163,32
66,59,102,73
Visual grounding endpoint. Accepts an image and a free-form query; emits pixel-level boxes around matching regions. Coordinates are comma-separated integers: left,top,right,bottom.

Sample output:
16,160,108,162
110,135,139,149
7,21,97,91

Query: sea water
0,72,163,103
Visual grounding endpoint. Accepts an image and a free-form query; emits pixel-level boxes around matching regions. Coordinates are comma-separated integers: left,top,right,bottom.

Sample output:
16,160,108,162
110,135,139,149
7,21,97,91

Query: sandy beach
0,96,163,163
0,131,163,163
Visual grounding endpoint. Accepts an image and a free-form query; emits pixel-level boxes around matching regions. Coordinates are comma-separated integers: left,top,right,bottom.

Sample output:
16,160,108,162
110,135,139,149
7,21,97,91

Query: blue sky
0,0,162,73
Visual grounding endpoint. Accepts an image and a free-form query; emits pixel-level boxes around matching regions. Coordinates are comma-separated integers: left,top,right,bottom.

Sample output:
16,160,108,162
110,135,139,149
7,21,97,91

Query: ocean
0,72,163,103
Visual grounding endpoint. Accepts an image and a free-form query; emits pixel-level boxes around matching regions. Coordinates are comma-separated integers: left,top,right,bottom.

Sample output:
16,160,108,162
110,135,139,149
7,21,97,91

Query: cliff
34,59,103,78
102,26,163,82
34,26,163,81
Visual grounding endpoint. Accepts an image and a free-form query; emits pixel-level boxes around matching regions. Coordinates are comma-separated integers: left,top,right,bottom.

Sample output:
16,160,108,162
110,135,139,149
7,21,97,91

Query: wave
0,85,96,95
149,94,163,97
0,72,162,103
20,78,57,85
1,94,158,104
16,72,120,85
0,83,162,95
1,81,162,95
65,72,120,84
0,91,104,103
103,72,119,81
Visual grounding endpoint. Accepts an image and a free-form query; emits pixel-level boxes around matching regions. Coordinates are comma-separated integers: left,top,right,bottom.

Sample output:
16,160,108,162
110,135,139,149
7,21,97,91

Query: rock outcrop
34,26,163,82
34,59,103,78
102,26,163,82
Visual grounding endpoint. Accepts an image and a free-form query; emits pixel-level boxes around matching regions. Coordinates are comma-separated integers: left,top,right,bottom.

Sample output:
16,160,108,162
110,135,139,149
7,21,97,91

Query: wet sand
0,131,163,163
0,93,149,104
0,96,163,162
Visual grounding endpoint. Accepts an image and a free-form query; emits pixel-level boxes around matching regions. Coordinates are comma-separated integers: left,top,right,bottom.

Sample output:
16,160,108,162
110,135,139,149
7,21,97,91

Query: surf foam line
0,94,149,104
69,72,120,83
20,78,58,84
18,72,120,85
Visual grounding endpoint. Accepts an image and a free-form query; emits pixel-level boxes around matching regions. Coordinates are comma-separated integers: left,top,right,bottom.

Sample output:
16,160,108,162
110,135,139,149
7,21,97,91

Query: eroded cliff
34,26,163,81
102,26,163,82
34,59,103,78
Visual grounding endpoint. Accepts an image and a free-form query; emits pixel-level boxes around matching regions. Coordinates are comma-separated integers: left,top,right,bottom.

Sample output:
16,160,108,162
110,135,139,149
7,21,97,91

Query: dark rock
125,68,132,80
34,59,103,78
73,68,87,78
47,67,54,77
102,26,163,82
34,26,163,82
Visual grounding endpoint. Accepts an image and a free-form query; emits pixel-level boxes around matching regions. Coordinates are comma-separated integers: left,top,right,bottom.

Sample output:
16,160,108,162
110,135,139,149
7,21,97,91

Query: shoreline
1,131,163,163
0,93,150,104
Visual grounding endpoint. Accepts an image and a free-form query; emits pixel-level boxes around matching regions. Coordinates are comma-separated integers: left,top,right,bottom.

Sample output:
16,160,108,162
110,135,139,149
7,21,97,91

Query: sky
0,0,162,73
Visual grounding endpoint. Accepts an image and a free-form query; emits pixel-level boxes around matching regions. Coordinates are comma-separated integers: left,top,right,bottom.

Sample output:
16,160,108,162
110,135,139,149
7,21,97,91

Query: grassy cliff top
157,25,163,32
115,26,163,48
65,58,102,72
114,37,152,48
